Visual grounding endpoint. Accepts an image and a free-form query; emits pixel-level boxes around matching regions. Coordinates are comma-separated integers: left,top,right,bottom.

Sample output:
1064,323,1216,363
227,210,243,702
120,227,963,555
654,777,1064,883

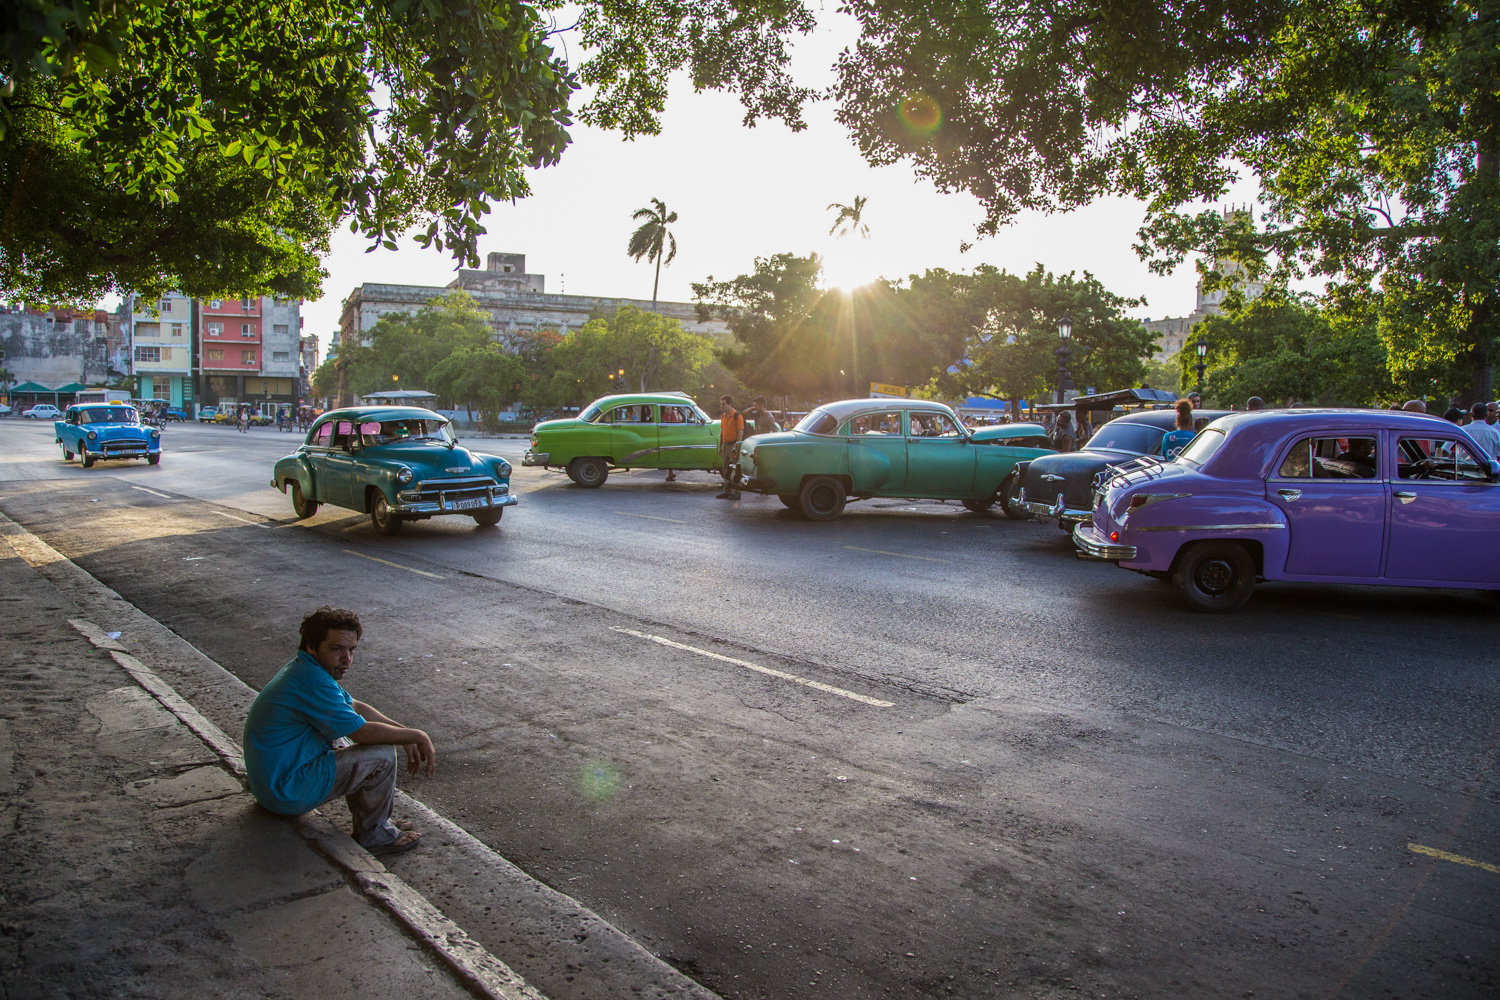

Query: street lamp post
1055,314,1074,404
1194,339,1208,398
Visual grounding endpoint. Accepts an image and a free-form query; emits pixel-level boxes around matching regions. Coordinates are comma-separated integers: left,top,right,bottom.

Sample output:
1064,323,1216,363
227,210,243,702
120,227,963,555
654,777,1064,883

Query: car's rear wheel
1173,541,1256,613
567,457,609,489
472,508,503,527
798,476,846,521
291,481,318,519
81,453,95,469
370,492,403,536
777,494,797,508
999,471,1032,520
961,498,995,513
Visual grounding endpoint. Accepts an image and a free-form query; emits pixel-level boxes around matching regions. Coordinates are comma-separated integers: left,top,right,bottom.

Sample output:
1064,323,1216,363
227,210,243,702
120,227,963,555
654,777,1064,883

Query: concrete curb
63,614,546,1000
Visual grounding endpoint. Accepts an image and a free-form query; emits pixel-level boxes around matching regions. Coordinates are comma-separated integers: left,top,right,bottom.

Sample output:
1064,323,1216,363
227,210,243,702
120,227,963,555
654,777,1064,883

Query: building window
134,346,161,363
159,299,172,313
153,382,171,401
207,322,222,336
273,324,289,336
241,350,256,364
272,351,290,361
240,298,255,309
209,299,222,309
207,349,223,361
171,323,183,337
241,323,253,336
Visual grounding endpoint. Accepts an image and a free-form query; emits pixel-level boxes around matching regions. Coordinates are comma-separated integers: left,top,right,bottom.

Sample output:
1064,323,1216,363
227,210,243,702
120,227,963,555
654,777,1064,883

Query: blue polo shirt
243,651,367,815
1160,428,1197,459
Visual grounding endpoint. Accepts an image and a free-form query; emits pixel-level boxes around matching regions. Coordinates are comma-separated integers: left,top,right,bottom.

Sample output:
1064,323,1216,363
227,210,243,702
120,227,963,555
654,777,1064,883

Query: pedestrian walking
243,607,434,856
717,395,744,500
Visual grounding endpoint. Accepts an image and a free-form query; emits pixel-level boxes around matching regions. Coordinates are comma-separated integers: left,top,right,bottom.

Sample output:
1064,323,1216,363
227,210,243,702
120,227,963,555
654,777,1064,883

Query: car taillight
1110,531,1119,542
1129,494,1150,509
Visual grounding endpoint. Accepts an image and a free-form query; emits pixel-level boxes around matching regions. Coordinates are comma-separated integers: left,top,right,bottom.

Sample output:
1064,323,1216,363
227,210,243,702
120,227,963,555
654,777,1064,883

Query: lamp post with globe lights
1055,314,1074,404
1194,339,1208,398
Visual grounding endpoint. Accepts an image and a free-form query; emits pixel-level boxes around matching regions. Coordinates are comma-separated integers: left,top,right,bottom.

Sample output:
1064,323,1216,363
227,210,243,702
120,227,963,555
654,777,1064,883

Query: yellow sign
869,382,908,398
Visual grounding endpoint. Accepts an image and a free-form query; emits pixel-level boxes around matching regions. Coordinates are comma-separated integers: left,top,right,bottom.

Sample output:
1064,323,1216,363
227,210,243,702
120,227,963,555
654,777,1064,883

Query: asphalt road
2,417,1497,999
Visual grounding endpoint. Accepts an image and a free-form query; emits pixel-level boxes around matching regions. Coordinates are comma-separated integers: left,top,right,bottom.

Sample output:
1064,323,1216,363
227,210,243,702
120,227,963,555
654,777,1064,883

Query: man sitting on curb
243,607,435,856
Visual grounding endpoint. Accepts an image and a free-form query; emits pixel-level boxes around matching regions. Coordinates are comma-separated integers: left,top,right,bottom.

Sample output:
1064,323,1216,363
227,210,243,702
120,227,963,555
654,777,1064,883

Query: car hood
362,441,503,477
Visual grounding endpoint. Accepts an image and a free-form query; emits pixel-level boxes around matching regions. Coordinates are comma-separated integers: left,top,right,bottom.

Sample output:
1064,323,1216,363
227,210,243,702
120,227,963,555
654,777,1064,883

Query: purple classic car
1073,409,1500,611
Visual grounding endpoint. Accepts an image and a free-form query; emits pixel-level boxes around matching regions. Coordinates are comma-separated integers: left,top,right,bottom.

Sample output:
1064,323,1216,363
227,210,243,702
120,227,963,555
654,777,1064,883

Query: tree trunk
651,252,662,313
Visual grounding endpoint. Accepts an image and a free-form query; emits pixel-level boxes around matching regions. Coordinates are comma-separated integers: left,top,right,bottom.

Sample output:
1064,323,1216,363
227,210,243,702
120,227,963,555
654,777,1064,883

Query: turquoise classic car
55,403,162,467
270,406,517,535
737,399,1056,520
523,391,723,487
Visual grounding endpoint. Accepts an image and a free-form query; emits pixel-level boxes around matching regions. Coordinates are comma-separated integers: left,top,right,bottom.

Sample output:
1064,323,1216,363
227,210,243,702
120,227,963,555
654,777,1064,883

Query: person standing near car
1160,400,1197,458
717,395,744,500
743,395,780,437
1051,411,1077,452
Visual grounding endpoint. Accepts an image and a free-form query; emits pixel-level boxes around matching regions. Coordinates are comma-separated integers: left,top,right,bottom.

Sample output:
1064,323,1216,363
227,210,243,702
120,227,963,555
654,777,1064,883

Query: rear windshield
1084,422,1163,454
80,407,138,424
1178,428,1226,466
796,409,840,435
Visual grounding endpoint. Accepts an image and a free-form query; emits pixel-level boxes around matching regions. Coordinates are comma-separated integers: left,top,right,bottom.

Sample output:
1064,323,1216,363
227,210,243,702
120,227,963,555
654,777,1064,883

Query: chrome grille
399,476,503,505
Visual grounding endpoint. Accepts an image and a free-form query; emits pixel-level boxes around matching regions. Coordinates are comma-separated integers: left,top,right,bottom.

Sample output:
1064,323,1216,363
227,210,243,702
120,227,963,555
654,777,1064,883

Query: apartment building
128,293,193,405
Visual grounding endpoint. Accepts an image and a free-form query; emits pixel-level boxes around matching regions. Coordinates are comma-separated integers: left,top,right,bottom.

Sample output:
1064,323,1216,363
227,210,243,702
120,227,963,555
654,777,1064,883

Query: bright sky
295,14,1261,361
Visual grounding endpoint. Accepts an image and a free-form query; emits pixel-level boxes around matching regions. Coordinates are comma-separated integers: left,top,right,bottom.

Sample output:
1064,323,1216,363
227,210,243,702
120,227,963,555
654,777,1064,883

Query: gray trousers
324,744,401,849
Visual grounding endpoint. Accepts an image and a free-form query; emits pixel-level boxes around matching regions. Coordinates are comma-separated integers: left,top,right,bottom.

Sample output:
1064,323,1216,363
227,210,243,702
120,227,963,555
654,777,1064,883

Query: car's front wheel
472,508,503,527
999,471,1031,520
370,492,403,536
567,457,609,489
777,494,797,508
1173,541,1256,613
81,453,95,469
147,453,160,466
291,481,318,519
798,476,846,521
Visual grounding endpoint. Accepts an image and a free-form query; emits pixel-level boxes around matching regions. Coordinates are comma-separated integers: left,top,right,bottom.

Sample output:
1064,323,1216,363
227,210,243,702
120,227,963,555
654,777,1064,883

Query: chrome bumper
392,493,518,515
521,450,549,467
1073,522,1138,561
1019,487,1093,522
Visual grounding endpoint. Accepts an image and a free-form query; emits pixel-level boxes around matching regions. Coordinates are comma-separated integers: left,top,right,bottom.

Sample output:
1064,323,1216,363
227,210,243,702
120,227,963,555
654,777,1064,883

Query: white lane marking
212,511,267,527
843,545,950,563
611,627,894,707
342,548,444,579
611,510,685,524
131,486,172,499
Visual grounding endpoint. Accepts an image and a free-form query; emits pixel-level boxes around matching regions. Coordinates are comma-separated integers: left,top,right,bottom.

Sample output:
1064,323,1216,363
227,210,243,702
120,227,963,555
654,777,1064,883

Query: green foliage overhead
338,291,496,400
519,305,716,410
1,0,577,300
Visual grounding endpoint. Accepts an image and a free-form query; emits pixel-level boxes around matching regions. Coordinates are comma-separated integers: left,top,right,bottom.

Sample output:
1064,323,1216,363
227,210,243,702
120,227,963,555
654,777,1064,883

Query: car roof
811,398,960,420
313,405,445,422
1105,408,1231,429
588,392,698,406
1198,407,1470,477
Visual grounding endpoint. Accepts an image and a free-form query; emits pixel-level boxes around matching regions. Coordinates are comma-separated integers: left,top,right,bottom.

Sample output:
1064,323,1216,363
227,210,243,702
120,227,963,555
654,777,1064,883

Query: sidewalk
0,534,527,999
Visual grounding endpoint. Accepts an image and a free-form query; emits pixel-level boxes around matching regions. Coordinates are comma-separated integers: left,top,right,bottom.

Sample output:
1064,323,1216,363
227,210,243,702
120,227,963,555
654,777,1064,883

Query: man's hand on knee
404,732,436,777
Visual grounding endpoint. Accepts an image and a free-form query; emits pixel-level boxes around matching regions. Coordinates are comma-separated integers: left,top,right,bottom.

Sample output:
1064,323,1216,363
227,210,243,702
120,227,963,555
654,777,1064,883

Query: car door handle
1393,490,1417,504
1277,489,1302,501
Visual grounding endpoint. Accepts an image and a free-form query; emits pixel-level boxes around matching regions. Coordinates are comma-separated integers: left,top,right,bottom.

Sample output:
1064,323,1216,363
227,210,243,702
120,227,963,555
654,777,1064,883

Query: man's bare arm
349,720,436,777
351,699,399,726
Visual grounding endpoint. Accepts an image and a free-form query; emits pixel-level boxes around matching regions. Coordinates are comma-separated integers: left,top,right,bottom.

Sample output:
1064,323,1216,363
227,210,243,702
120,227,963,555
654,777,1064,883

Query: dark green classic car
270,406,517,535
738,399,1056,520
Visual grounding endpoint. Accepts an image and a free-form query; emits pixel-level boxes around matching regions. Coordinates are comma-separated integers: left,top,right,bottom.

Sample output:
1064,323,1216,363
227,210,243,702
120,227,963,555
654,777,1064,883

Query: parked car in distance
1016,404,1228,530
1074,409,1500,611
0,403,11,417
524,392,723,488
163,407,188,422
737,400,1057,520
23,404,62,420
271,406,517,535
196,406,219,423
55,403,162,467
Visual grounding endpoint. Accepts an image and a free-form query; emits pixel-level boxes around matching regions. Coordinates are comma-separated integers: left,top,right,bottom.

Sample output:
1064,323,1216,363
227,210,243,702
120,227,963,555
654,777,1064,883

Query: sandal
368,830,421,857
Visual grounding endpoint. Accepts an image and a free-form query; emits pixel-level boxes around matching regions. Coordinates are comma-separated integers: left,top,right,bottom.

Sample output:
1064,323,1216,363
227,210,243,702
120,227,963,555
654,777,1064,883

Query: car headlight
87,431,97,440
396,467,414,485
151,430,160,439
496,460,512,477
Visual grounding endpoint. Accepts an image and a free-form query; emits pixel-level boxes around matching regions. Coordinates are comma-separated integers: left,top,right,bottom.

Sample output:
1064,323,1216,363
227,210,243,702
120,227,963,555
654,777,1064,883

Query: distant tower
1193,205,1263,317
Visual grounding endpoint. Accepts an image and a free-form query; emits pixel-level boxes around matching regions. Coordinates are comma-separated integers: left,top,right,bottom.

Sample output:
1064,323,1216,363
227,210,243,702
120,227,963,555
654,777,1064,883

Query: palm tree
827,195,870,239
627,198,678,311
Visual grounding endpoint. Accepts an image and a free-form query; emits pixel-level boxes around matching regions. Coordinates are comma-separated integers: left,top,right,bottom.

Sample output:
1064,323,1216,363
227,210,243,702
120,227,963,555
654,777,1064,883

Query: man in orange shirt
717,394,744,500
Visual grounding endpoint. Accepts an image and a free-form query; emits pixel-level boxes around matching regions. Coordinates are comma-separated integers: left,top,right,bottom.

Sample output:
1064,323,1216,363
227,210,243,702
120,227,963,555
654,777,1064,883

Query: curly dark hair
299,607,363,651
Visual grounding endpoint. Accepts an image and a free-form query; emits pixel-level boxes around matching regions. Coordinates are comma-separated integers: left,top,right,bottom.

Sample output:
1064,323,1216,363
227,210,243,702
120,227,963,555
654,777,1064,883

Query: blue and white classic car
55,403,162,467
270,406,517,535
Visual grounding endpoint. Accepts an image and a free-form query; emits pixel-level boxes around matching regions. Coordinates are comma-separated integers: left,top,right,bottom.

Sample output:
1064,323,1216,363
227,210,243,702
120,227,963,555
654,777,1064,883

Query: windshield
360,417,454,447
1085,422,1164,454
1178,428,1226,466
796,409,840,435
80,407,138,425
580,403,604,423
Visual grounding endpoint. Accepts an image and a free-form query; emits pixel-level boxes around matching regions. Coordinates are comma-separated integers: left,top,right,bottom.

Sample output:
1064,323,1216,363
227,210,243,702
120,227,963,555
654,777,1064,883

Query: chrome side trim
620,444,718,462
1134,523,1286,532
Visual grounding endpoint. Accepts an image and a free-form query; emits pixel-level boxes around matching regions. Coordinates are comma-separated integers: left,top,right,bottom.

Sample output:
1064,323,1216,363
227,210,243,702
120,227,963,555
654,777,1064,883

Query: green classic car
523,392,723,487
270,406,517,535
738,399,1056,520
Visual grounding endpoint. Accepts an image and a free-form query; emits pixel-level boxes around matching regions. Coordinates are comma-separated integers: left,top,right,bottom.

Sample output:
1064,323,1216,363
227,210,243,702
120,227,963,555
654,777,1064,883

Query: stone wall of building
0,308,110,387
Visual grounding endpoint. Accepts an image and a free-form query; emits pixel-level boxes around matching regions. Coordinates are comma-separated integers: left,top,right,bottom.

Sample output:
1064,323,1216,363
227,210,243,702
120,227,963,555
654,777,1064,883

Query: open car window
910,412,962,438
660,405,701,424
608,404,654,424
1276,436,1378,479
847,411,904,436
1397,437,1491,482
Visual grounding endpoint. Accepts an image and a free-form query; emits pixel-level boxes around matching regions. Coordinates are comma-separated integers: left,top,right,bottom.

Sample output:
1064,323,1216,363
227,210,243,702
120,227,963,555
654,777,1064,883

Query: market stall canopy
54,382,87,394
1033,388,1180,413
360,389,438,403
9,381,53,393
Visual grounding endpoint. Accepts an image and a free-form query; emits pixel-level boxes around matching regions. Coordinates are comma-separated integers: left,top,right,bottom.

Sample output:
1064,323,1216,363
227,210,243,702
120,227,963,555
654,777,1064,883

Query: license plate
450,497,486,511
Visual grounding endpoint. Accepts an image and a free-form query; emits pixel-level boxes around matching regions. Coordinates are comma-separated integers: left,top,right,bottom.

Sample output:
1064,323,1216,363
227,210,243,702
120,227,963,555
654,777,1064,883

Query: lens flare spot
897,92,942,137
579,759,621,802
